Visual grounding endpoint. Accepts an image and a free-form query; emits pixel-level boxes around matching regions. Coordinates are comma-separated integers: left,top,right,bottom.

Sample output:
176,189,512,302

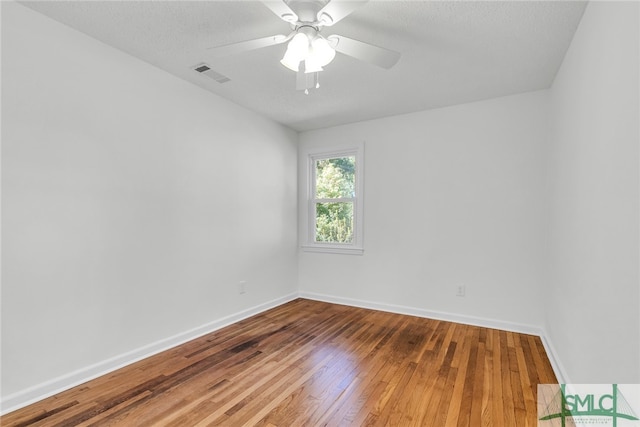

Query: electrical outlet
456,285,466,297
239,281,246,294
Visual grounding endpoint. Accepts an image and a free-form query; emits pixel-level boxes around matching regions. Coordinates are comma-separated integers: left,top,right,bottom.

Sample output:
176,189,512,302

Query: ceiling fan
207,0,401,93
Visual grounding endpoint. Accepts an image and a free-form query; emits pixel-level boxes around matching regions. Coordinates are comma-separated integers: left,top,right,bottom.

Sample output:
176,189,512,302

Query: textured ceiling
20,1,587,132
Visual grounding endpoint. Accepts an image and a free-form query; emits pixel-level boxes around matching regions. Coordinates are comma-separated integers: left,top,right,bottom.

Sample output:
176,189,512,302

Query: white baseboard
538,331,570,384
298,291,568,383
0,293,298,415
299,291,542,335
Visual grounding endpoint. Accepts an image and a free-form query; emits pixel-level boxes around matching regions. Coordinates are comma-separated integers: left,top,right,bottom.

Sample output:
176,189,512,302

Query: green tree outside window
314,157,356,243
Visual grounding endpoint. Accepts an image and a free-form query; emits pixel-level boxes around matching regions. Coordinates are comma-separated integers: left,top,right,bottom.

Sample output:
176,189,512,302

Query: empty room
1,0,638,426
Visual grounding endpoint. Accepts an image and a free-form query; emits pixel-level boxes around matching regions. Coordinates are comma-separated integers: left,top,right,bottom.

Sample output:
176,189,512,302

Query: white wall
546,1,639,383
1,2,298,406
299,90,550,330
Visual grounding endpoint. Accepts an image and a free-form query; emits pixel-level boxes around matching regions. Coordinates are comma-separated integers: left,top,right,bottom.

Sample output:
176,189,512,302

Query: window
302,143,364,254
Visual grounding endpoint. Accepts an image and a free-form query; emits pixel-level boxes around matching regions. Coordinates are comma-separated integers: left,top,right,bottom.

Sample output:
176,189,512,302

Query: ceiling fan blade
261,1,298,23
328,35,400,69
207,34,290,57
317,0,368,26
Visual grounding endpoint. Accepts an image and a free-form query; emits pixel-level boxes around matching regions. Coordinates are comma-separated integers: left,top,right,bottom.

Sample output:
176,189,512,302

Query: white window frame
302,142,364,255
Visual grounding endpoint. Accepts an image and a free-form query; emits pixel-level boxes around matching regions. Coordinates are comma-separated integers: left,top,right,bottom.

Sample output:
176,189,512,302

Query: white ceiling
20,1,587,132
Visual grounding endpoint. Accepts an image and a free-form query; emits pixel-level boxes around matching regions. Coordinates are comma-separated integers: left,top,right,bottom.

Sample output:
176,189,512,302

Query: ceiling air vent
192,63,230,84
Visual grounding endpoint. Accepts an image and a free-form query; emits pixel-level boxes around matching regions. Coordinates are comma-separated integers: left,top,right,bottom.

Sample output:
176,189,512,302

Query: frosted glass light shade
281,33,336,73
280,33,310,71
304,56,324,73
280,50,301,71
290,33,310,55
311,37,336,67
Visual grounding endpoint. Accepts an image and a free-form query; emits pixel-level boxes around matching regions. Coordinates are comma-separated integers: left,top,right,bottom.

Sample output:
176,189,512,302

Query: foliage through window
314,157,355,243
303,143,364,255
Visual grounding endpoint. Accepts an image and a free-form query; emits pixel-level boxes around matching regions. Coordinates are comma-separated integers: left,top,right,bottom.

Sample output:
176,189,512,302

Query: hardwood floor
2,298,557,426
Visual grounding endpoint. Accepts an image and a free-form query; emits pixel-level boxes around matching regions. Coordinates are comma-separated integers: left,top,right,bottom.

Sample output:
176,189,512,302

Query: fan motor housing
286,0,329,23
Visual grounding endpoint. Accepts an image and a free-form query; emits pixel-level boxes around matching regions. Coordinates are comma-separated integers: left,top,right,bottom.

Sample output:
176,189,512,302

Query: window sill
301,245,364,255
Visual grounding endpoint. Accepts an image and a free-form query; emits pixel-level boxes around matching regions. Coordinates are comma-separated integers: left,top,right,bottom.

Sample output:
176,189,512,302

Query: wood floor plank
1,299,557,427
490,329,505,427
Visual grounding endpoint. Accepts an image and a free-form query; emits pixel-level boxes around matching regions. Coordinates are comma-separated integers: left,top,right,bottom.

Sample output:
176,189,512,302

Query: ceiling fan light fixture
280,51,301,72
280,32,310,71
304,56,324,73
311,36,336,67
279,28,337,80
288,33,310,58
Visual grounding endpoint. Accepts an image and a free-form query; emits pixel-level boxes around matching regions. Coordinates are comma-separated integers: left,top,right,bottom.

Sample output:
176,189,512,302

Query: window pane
315,202,353,243
315,157,355,199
